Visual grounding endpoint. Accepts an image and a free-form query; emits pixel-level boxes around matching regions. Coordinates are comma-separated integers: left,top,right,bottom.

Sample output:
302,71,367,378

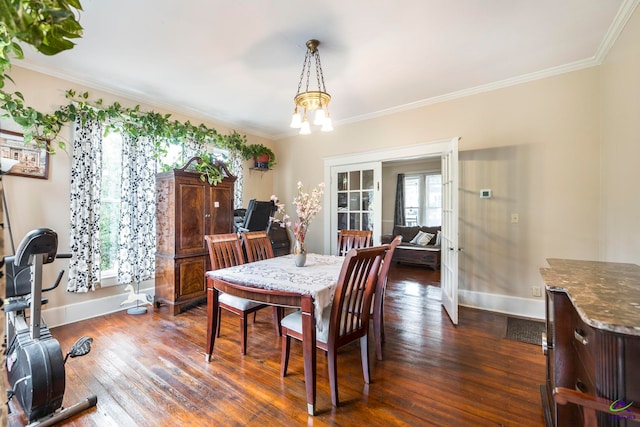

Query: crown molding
325,0,640,132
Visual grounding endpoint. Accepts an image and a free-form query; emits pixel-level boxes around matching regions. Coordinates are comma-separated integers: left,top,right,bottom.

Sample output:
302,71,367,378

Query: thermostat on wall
480,189,492,199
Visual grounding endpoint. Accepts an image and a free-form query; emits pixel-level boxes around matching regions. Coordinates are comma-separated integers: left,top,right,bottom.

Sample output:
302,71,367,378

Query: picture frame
0,129,49,179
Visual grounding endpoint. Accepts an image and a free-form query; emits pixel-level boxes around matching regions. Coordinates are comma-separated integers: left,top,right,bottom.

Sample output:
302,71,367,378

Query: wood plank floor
8,264,546,426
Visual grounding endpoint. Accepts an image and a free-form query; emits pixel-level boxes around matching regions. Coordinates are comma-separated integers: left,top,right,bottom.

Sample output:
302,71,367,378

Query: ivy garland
0,88,276,169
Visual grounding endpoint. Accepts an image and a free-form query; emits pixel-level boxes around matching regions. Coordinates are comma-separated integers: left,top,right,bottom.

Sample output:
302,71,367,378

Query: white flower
271,181,324,244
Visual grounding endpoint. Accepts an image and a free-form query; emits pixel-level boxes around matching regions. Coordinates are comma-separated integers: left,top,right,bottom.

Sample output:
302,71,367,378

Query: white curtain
183,138,200,161
117,135,157,284
229,150,243,209
67,116,103,292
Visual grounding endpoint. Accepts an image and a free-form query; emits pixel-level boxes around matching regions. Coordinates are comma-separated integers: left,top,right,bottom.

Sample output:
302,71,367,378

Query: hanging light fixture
290,39,333,134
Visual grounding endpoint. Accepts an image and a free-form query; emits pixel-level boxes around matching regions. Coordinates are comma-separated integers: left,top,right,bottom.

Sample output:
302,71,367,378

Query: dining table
204,253,345,415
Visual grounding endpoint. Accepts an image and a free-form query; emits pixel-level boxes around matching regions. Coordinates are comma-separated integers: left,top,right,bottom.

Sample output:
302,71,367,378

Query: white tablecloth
207,253,344,329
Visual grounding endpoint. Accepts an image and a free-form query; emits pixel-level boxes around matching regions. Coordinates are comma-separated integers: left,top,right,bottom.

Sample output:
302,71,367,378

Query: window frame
403,171,442,227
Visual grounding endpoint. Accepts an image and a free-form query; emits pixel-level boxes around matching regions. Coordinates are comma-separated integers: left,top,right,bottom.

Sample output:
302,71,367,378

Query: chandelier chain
315,50,327,94
304,53,312,93
296,50,311,96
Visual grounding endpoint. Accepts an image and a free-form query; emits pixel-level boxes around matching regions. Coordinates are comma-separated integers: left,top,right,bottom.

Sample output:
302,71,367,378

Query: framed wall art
0,129,49,179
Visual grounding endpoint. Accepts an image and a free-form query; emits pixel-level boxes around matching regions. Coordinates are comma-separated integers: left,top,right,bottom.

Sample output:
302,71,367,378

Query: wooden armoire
154,159,236,315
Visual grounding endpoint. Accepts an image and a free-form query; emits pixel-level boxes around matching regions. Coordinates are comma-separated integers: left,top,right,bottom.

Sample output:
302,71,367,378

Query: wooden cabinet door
207,184,233,234
176,178,207,256
176,255,207,301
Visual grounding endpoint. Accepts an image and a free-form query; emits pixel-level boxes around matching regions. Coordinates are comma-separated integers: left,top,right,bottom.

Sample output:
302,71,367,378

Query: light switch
511,213,519,223
214,201,220,208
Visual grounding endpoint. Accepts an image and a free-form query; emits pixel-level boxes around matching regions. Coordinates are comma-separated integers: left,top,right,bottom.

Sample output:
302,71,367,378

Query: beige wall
600,7,640,264
1,66,275,312
275,67,602,302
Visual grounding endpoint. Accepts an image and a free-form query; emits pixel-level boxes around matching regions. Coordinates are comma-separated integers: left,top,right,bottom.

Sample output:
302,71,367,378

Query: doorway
323,137,460,324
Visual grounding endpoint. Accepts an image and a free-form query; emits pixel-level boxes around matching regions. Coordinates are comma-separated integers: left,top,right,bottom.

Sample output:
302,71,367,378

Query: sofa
381,225,441,269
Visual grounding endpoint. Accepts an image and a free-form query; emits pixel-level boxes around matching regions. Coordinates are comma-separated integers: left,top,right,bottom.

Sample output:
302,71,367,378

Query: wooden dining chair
372,235,402,360
205,233,270,355
337,229,372,256
241,230,275,262
240,230,283,335
280,245,386,407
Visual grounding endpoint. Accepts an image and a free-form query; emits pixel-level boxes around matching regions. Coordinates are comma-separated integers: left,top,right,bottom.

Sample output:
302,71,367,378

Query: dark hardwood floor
8,264,545,426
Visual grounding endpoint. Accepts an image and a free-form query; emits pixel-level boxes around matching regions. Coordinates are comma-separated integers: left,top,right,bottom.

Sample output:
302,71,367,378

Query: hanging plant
242,143,276,169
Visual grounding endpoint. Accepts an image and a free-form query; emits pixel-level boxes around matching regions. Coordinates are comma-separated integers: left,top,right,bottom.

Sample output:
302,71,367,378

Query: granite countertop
540,258,640,336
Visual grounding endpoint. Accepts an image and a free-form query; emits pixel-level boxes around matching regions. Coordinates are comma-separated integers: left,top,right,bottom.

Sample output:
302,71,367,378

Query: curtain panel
393,173,405,226
68,116,103,292
117,134,157,285
229,150,243,209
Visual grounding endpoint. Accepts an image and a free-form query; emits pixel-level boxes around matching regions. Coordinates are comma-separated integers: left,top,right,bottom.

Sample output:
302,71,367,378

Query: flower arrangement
271,181,325,245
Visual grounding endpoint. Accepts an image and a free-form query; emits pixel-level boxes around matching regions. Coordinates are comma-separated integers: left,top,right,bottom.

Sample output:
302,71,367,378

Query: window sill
100,270,118,288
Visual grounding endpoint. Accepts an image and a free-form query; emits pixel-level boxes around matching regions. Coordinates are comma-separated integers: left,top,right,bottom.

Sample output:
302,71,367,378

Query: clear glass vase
293,239,307,267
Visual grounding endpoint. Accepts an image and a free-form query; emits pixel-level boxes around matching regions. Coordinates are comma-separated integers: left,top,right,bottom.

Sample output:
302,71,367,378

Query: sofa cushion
392,225,440,245
409,230,435,246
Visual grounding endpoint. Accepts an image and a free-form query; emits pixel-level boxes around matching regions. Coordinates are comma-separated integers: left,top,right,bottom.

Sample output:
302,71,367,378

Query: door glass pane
362,190,373,211
362,169,374,190
338,192,348,210
349,171,360,190
349,192,360,211
338,172,348,191
349,213,360,230
338,212,347,230
362,213,372,231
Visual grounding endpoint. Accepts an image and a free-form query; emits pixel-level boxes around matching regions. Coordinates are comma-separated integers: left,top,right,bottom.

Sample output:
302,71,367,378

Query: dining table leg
205,277,219,362
301,295,316,416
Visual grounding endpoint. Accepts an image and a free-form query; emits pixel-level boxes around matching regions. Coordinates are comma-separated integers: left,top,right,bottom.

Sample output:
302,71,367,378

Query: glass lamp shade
290,111,302,128
313,108,326,126
300,119,311,135
321,116,333,132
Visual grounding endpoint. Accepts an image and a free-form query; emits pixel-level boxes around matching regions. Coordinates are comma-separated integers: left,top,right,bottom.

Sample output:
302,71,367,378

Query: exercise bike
4,228,97,426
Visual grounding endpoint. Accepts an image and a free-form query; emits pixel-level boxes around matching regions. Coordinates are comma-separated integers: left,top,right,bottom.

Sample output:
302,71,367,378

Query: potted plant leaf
243,143,276,170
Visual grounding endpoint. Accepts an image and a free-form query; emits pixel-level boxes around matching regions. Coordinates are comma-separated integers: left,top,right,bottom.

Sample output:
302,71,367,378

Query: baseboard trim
43,285,155,328
43,285,543,328
459,289,545,320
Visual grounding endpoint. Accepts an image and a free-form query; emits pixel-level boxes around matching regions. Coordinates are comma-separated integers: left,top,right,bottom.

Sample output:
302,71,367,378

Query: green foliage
0,88,276,168
1,0,83,55
0,0,83,87
242,142,276,169
193,154,226,186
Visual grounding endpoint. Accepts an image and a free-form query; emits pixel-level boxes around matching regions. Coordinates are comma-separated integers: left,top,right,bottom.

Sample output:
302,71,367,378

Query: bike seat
14,228,58,267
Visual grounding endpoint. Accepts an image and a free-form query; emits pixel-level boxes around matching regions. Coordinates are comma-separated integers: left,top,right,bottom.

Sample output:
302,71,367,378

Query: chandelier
290,39,333,134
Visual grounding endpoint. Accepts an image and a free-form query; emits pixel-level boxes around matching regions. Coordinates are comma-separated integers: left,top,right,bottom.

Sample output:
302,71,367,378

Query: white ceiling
16,0,635,139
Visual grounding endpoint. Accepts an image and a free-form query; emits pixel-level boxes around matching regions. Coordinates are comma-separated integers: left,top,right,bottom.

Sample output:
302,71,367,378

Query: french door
440,137,460,325
323,137,459,325
329,162,382,254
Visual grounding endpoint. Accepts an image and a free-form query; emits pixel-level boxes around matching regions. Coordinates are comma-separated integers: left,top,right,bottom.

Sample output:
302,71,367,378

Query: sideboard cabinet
155,161,236,315
540,259,640,427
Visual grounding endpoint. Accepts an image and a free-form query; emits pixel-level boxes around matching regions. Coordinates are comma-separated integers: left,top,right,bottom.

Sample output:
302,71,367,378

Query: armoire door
176,178,207,256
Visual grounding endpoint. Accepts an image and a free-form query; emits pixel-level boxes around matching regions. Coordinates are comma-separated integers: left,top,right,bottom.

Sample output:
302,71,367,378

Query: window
403,173,441,227
99,132,123,277
99,133,229,284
